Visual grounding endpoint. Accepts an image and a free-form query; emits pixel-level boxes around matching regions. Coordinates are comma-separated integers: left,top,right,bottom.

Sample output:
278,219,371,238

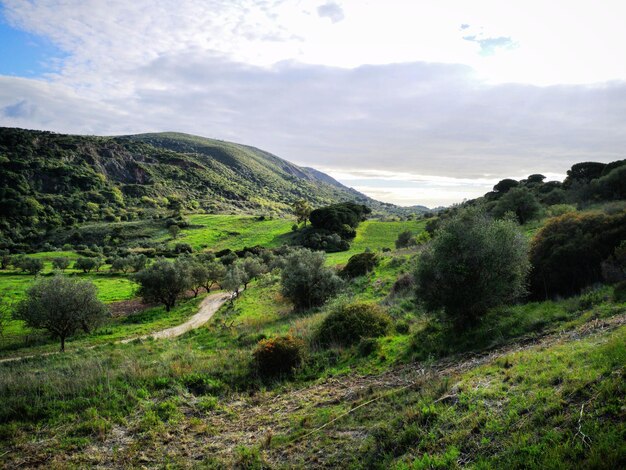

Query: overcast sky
1,1,625,207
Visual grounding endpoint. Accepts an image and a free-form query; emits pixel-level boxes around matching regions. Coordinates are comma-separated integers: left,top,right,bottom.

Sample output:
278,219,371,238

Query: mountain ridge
0,127,427,248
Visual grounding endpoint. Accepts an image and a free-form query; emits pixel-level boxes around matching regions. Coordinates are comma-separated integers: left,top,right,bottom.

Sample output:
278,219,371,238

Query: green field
164,214,295,251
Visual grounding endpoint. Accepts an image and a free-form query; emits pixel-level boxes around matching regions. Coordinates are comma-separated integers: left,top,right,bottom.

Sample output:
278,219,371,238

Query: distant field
167,214,295,251
326,219,427,265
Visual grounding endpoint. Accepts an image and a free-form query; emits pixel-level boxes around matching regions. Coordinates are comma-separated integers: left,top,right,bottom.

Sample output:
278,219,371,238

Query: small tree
168,224,181,239
416,207,530,328
74,257,97,273
240,257,265,290
293,200,312,227
111,257,130,274
93,257,105,272
52,257,70,272
19,257,44,275
188,262,209,297
135,259,191,311
281,249,343,310
492,187,542,224
0,250,11,270
395,230,416,249
205,261,226,291
222,264,244,301
15,276,108,351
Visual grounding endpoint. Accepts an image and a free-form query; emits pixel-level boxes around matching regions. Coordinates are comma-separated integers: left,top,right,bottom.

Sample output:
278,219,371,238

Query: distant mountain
0,128,427,247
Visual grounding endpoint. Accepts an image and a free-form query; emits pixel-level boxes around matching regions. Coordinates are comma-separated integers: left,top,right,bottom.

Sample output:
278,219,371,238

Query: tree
110,257,130,273
293,200,312,227
221,264,244,301
415,207,530,328
205,261,226,291
0,250,10,270
135,259,191,311
0,298,12,337
168,224,181,239
240,257,265,290
493,178,519,194
18,257,44,275
526,174,546,184
492,187,542,224
341,252,379,279
188,261,209,297
395,230,416,249
15,276,108,351
281,249,343,310
563,161,606,187
52,257,70,272
74,257,97,273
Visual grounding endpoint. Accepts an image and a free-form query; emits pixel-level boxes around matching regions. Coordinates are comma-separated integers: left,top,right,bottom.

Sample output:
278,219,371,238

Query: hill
0,128,424,249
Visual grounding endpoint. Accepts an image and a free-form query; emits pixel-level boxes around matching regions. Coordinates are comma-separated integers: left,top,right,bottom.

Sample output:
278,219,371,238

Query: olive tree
15,275,108,351
416,207,530,328
52,257,70,272
135,259,191,311
281,248,343,310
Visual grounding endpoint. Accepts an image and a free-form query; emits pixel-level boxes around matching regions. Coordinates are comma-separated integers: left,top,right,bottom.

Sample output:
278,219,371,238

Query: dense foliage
318,302,391,346
15,275,108,351
253,335,304,377
308,202,371,237
341,252,379,279
529,210,626,299
280,249,343,310
416,208,530,327
135,259,191,311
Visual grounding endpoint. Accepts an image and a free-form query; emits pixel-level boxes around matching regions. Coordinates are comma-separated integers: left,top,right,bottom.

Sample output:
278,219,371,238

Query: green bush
253,335,304,377
529,210,626,298
416,207,530,328
318,302,391,346
341,252,379,279
613,281,626,303
357,337,379,356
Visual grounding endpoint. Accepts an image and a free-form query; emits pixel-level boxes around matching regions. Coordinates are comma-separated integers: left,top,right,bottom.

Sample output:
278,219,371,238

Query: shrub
341,252,379,279
529,210,626,298
613,281,626,303
17,257,44,275
390,273,415,296
395,320,410,334
253,335,304,377
357,337,379,356
395,230,416,249
15,275,108,351
318,302,391,346
52,257,70,272
416,207,530,328
492,187,542,224
281,249,343,310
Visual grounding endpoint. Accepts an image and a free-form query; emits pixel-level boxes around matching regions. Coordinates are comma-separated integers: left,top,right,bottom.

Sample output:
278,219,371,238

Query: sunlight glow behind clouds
0,0,625,206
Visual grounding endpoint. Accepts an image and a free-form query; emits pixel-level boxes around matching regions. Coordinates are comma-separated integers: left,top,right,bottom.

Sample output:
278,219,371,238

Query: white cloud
0,0,625,206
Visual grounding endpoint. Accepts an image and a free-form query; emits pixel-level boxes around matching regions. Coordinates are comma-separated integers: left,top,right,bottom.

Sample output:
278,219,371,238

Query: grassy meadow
1,211,624,468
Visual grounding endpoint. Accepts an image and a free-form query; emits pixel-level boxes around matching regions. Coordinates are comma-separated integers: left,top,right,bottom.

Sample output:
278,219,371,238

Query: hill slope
0,128,416,248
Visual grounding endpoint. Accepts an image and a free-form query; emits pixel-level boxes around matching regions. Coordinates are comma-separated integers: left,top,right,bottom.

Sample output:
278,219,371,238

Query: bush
492,187,542,224
253,335,304,377
52,257,70,271
341,252,379,279
74,257,97,273
613,281,626,303
281,249,343,310
529,210,626,298
395,320,410,334
318,302,391,346
17,257,44,275
416,207,530,328
357,337,379,356
390,273,415,296
395,230,416,249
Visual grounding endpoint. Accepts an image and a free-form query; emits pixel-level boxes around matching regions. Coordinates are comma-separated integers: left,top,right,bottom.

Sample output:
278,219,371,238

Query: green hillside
0,128,420,250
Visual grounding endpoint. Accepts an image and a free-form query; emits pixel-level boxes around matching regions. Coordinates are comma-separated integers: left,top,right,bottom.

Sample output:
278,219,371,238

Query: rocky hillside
0,128,418,248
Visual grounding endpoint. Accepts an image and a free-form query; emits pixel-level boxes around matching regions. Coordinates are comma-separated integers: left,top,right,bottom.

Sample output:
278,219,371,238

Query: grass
326,219,427,265
163,214,295,251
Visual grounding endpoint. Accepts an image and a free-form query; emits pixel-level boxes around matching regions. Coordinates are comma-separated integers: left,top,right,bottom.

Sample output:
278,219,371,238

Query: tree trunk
60,336,65,352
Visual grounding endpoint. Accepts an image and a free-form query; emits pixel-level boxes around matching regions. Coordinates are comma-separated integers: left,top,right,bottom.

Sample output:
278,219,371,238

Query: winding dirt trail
0,292,231,363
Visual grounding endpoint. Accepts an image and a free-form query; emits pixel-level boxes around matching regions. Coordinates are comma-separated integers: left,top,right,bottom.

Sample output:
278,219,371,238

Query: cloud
463,35,516,56
1,0,626,205
317,2,345,23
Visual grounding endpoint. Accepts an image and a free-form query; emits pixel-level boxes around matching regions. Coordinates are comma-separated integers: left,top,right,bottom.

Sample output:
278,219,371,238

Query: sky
0,1,625,207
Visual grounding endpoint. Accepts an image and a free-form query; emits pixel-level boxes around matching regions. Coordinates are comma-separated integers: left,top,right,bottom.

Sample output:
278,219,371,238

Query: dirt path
120,292,231,343
0,292,231,363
